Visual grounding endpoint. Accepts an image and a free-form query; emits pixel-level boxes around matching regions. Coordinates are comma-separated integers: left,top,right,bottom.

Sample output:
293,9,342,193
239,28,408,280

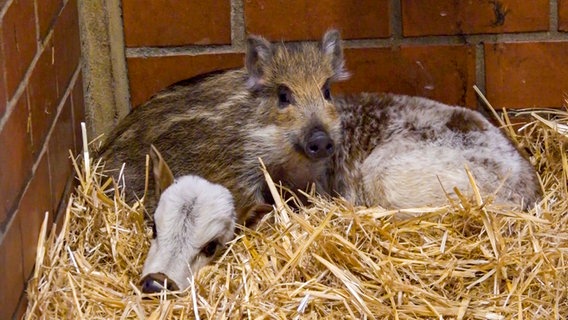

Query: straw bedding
24,107,568,319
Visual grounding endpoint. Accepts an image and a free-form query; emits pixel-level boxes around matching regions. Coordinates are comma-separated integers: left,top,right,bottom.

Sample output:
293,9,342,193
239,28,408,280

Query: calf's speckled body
331,93,541,211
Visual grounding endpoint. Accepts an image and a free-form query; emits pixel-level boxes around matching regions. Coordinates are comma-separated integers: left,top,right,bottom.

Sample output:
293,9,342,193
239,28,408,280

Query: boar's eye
277,85,294,108
201,240,220,258
322,80,331,100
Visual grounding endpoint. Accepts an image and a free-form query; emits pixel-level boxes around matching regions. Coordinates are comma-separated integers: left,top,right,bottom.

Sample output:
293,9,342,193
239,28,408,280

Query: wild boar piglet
99,29,349,221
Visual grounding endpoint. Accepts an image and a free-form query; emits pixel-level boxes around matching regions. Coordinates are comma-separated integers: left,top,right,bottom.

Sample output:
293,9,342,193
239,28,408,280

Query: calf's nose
141,272,180,293
305,130,334,160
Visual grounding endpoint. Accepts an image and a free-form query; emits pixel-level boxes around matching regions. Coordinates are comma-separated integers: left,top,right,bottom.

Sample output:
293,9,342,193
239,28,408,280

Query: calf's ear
149,144,175,197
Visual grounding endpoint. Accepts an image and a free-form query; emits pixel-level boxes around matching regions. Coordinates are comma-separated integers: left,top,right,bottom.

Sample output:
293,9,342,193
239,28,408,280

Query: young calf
140,145,237,293
331,93,542,213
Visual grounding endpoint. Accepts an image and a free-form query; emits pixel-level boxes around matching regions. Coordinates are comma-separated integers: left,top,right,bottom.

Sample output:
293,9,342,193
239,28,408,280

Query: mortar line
126,45,238,57
475,44,486,103
550,0,559,33
390,0,403,44
125,31,568,58
230,0,246,50
342,32,568,46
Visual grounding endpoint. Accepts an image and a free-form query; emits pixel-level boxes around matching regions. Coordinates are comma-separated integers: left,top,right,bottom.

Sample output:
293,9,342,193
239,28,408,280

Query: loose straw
23,107,568,319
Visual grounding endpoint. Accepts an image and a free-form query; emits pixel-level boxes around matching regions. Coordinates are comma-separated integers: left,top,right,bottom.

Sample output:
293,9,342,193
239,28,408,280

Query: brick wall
0,0,84,318
1,0,567,318
122,0,568,111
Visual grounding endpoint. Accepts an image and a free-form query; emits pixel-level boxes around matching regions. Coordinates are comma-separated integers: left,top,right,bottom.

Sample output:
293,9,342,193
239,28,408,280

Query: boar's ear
245,35,273,89
149,144,175,197
321,29,350,81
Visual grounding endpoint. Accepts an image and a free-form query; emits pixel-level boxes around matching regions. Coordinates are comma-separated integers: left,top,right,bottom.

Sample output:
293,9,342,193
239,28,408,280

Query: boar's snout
305,130,334,160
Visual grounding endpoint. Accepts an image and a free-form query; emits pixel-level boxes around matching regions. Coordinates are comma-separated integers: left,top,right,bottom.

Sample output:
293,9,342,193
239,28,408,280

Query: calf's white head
140,145,237,293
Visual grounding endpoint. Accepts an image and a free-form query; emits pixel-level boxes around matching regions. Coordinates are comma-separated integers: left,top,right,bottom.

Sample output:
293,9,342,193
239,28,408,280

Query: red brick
53,0,81,96
0,213,25,320
127,53,244,107
0,93,33,225
336,45,476,108
402,0,549,37
0,31,7,119
71,73,85,154
485,41,568,108
2,0,37,98
18,152,52,279
122,0,231,47
560,0,568,31
245,0,390,41
37,0,64,41
28,39,58,156
47,97,74,211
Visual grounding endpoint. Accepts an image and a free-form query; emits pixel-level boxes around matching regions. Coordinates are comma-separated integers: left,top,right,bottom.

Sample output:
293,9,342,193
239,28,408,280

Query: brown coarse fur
98,30,349,222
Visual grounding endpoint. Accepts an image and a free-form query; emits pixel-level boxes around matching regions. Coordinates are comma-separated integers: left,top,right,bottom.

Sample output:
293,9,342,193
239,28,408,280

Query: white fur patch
343,94,539,212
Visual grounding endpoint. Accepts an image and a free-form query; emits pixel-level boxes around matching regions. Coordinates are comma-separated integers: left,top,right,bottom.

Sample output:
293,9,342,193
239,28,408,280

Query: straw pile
24,107,568,319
